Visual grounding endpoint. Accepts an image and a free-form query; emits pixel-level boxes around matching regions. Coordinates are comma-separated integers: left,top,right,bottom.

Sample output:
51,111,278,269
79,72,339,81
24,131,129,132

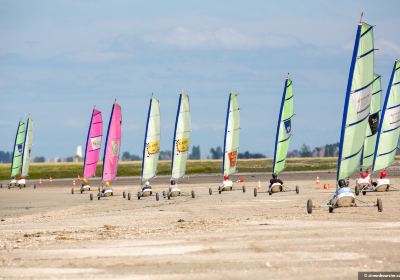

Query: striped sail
141,97,161,182
102,102,122,182
337,21,374,180
171,93,191,180
21,117,33,177
10,121,25,178
373,60,400,171
360,74,381,170
83,108,103,179
273,78,293,175
222,92,240,176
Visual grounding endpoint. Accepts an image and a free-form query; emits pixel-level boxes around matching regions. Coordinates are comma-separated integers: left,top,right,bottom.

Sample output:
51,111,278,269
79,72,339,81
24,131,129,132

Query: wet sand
0,172,399,279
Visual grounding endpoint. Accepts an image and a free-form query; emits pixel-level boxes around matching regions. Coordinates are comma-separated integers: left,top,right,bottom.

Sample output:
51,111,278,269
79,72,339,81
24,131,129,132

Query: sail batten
373,60,400,172
337,21,375,180
141,97,161,182
102,102,122,182
83,108,103,179
272,78,293,176
171,93,191,180
222,93,240,176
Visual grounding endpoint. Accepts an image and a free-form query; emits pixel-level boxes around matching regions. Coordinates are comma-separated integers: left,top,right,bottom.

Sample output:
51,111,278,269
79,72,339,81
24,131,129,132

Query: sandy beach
0,172,399,279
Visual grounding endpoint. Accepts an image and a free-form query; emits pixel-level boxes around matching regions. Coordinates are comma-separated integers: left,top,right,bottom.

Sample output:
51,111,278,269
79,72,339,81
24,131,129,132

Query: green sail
223,92,240,176
10,121,25,178
273,78,293,175
373,60,400,171
21,117,33,177
337,22,374,180
361,74,381,170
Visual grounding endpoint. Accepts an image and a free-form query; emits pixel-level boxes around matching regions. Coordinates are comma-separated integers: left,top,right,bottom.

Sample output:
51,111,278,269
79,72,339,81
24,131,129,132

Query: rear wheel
377,198,383,212
307,199,313,214
296,185,299,194
127,192,131,200
362,190,366,196
97,193,101,200
33,184,36,189
191,190,195,198
253,187,257,197
242,185,246,193
71,188,74,195
123,191,126,199
355,186,359,196
268,190,272,195
209,188,212,195
329,206,334,213
156,192,159,201
90,193,93,200
168,192,171,200
137,192,141,200
80,189,83,194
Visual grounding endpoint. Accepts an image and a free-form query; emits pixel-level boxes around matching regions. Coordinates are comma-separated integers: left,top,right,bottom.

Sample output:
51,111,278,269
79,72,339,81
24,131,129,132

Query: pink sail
102,102,122,182
83,108,103,179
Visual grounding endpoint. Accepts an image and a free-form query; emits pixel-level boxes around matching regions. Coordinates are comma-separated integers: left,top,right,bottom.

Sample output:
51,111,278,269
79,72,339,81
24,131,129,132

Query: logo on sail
147,141,160,155
176,138,189,153
90,136,102,150
368,112,379,135
17,144,23,154
284,119,292,137
228,150,237,167
111,141,119,156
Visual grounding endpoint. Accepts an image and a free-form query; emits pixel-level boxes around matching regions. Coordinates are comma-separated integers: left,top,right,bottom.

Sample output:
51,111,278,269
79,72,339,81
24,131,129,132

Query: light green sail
361,74,381,170
373,60,400,171
171,93,191,180
223,92,240,176
21,117,33,177
141,97,161,181
273,78,293,175
10,121,25,178
337,22,374,180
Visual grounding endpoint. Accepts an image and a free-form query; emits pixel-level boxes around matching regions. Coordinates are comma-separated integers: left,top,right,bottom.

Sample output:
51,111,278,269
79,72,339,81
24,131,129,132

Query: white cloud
142,27,301,50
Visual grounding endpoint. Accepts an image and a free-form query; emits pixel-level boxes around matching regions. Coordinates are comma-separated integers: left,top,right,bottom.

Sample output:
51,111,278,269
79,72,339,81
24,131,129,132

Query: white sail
21,117,33,177
171,93,191,180
141,97,161,181
223,92,240,176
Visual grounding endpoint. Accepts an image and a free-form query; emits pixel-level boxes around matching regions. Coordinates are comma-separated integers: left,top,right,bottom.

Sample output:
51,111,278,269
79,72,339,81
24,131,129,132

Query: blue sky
0,0,399,159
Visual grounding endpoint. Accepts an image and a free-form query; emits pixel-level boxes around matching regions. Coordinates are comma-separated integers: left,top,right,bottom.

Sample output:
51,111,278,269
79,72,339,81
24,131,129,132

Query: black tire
209,188,212,195
0,184,2,188
156,192,159,201
23,184,26,188
80,189,83,194
296,186,299,194
168,192,171,200
191,190,195,198
218,189,222,194
33,184,36,189
329,206,334,213
268,190,272,196
71,188,74,195
137,192,141,200
162,190,166,198
253,187,257,197
123,192,126,199
362,190,366,196
377,198,383,212
307,199,312,214
97,193,101,200
279,186,283,192
90,193,93,200
355,186,359,196
128,193,131,200
242,185,246,193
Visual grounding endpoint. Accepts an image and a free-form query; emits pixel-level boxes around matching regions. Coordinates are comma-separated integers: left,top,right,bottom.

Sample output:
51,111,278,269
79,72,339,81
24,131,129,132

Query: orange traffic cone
77,174,81,181
39,178,42,185
72,180,76,187
49,177,53,184
323,183,330,190
258,180,262,189
316,176,320,185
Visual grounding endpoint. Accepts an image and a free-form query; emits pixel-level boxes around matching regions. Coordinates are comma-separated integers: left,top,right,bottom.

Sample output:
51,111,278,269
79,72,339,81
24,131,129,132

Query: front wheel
128,193,131,200
329,206,334,213
307,199,313,214
71,188,74,195
355,186,359,196
90,193,93,200
209,187,212,195
362,190,366,196
137,192,141,200
242,185,246,193
156,192,159,201
296,186,299,194
377,198,383,212
253,187,257,197
191,190,195,198
168,192,171,200
123,191,126,199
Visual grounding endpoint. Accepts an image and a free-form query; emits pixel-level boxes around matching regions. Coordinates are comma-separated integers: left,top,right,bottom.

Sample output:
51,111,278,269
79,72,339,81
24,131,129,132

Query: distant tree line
209,146,266,159
287,143,340,158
